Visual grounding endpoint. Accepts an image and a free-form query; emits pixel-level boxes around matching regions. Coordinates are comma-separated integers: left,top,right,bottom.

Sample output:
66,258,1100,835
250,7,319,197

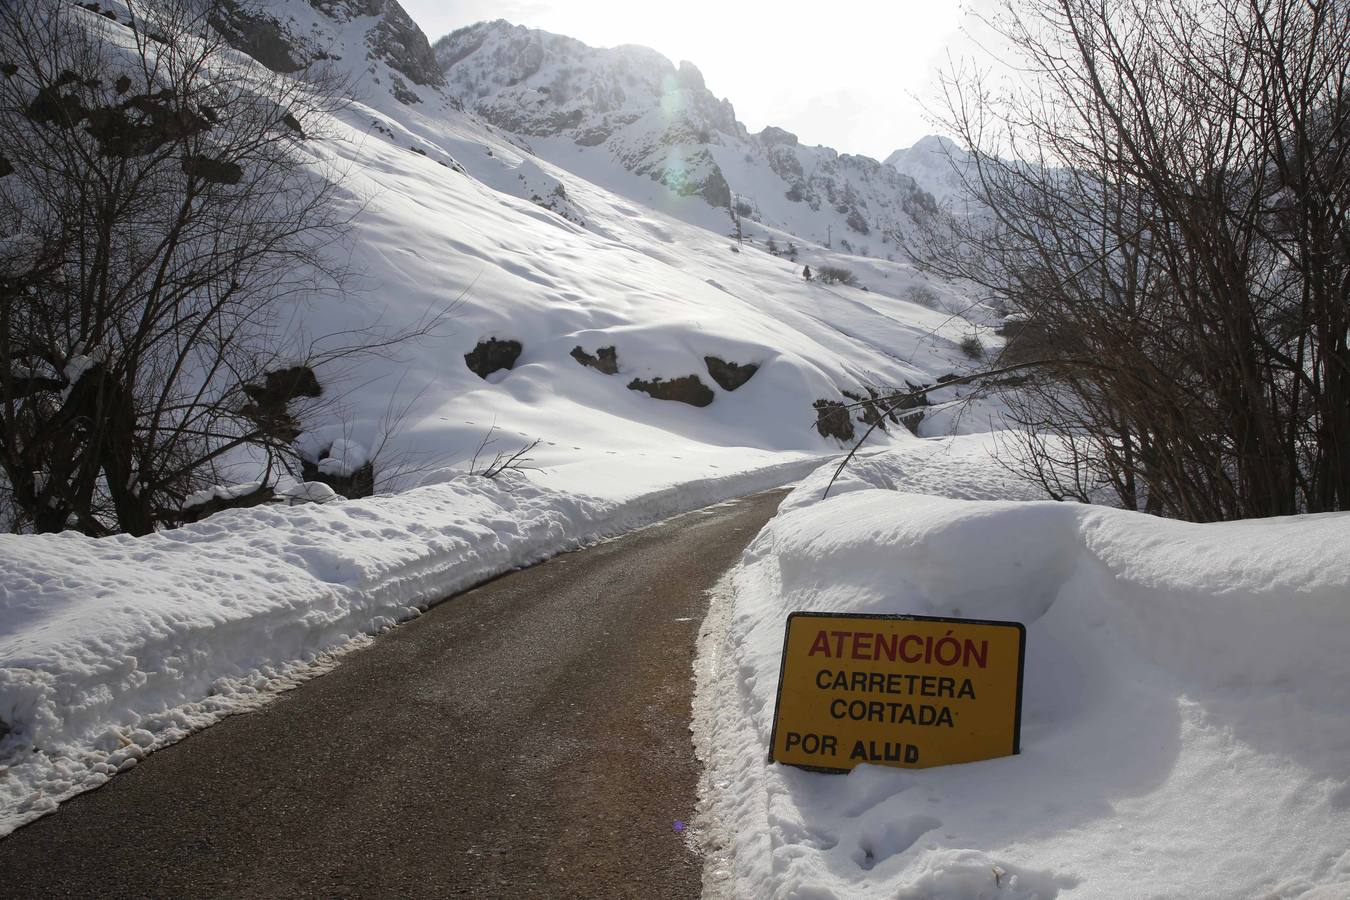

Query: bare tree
904,0,1348,520
0,0,420,535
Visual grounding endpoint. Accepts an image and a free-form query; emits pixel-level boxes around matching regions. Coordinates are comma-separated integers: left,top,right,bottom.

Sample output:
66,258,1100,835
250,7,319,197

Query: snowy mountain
885,135,973,207
211,0,444,103
0,0,1011,531
433,20,941,257
167,0,1001,492
5,8,1349,894
1,0,1005,832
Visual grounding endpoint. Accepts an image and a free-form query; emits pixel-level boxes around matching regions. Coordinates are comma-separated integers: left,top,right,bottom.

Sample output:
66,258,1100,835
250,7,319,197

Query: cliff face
210,0,442,104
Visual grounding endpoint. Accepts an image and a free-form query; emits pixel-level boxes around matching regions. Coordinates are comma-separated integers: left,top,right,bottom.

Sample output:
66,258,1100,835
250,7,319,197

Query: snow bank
0,453,823,836
696,436,1350,899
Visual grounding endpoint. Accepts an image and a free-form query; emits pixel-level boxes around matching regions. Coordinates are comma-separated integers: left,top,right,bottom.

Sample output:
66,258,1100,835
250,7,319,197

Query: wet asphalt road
2,488,787,899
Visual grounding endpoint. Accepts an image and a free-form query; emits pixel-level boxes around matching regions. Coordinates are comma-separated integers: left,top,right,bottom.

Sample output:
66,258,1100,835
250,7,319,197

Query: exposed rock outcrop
812,399,855,442
571,345,619,375
703,356,757,391
627,375,714,407
892,381,932,435
240,365,322,443
182,155,243,185
464,338,522,379
842,389,889,431
209,0,312,73
302,453,375,500
210,0,442,103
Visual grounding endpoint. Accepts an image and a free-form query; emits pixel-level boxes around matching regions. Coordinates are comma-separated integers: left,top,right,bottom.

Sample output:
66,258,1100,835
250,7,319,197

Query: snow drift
696,438,1350,899
0,452,828,836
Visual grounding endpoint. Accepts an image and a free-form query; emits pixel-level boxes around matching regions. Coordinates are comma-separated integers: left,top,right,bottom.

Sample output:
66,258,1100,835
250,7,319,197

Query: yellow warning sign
769,612,1025,771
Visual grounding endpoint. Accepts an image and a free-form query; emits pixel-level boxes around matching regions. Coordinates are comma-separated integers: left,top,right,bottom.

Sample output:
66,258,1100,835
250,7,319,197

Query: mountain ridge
208,3,965,257
431,18,952,257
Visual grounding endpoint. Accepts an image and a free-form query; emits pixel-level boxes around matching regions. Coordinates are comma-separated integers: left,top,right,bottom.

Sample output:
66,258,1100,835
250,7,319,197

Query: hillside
184,0,1005,495
433,19,943,259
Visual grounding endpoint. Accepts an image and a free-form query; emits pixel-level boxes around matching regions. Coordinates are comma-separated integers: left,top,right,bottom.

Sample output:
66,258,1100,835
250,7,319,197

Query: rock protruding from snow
703,356,758,392
571,345,619,375
210,0,443,103
464,338,522,379
811,398,855,441
627,374,715,407
240,365,321,443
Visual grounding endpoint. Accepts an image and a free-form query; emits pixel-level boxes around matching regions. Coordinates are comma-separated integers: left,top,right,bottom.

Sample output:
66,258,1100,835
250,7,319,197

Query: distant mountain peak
885,135,974,208
884,135,962,167
433,20,939,254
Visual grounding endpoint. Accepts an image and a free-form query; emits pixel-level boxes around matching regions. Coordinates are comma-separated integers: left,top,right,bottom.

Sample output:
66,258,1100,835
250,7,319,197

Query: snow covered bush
816,265,859,286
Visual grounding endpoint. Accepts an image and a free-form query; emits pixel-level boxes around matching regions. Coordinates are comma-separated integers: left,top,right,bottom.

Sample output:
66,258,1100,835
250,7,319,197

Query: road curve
2,488,788,899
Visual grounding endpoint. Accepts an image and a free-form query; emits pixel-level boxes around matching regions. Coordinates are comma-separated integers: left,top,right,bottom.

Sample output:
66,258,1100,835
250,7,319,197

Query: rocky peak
885,135,976,208
435,21,741,207
434,21,739,138
676,60,705,91
210,0,442,104
885,134,960,164
758,126,798,147
314,0,443,91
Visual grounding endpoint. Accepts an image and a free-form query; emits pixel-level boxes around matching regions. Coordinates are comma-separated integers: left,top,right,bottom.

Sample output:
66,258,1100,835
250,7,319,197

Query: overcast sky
400,1,987,161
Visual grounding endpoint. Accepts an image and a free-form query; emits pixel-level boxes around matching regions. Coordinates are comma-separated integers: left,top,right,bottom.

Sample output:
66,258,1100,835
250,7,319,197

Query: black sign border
767,610,1027,774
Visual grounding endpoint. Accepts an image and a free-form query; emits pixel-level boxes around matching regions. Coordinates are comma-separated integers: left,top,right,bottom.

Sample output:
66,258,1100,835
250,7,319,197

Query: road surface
2,489,788,898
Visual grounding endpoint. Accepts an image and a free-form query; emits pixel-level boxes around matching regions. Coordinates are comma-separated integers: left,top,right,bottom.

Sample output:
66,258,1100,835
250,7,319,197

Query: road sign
768,612,1025,771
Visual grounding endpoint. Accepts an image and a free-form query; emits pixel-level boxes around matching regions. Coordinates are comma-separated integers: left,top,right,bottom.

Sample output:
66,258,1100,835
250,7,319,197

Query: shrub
905,284,941,309
959,334,985,360
816,265,859,286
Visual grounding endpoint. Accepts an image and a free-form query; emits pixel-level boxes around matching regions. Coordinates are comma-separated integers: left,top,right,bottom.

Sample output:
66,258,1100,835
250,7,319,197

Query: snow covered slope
434,20,941,258
184,0,1002,488
696,442,1350,899
0,0,1002,832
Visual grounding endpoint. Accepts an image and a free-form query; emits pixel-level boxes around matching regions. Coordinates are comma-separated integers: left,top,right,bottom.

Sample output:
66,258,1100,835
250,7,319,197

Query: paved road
2,489,787,899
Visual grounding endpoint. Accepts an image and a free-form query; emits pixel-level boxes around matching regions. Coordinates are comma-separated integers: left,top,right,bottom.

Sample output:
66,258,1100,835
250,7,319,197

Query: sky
400,1,986,161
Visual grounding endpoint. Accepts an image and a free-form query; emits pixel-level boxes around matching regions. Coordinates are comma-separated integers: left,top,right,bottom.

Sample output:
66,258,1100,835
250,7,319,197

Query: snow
278,480,341,504
0,1,1005,834
435,20,946,262
12,11,1335,890
180,481,266,512
695,436,1350,899
252,62,1000,487
0,452,825,836
59,345,108,400
315,438,371,478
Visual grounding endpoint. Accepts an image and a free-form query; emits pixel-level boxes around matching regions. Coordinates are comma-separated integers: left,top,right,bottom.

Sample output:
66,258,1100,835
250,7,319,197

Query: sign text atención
769,612,1025,771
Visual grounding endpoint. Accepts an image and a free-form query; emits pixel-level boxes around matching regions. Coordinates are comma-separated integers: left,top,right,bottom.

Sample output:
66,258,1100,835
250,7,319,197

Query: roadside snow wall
698,438,1350,899
0,455,823,835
